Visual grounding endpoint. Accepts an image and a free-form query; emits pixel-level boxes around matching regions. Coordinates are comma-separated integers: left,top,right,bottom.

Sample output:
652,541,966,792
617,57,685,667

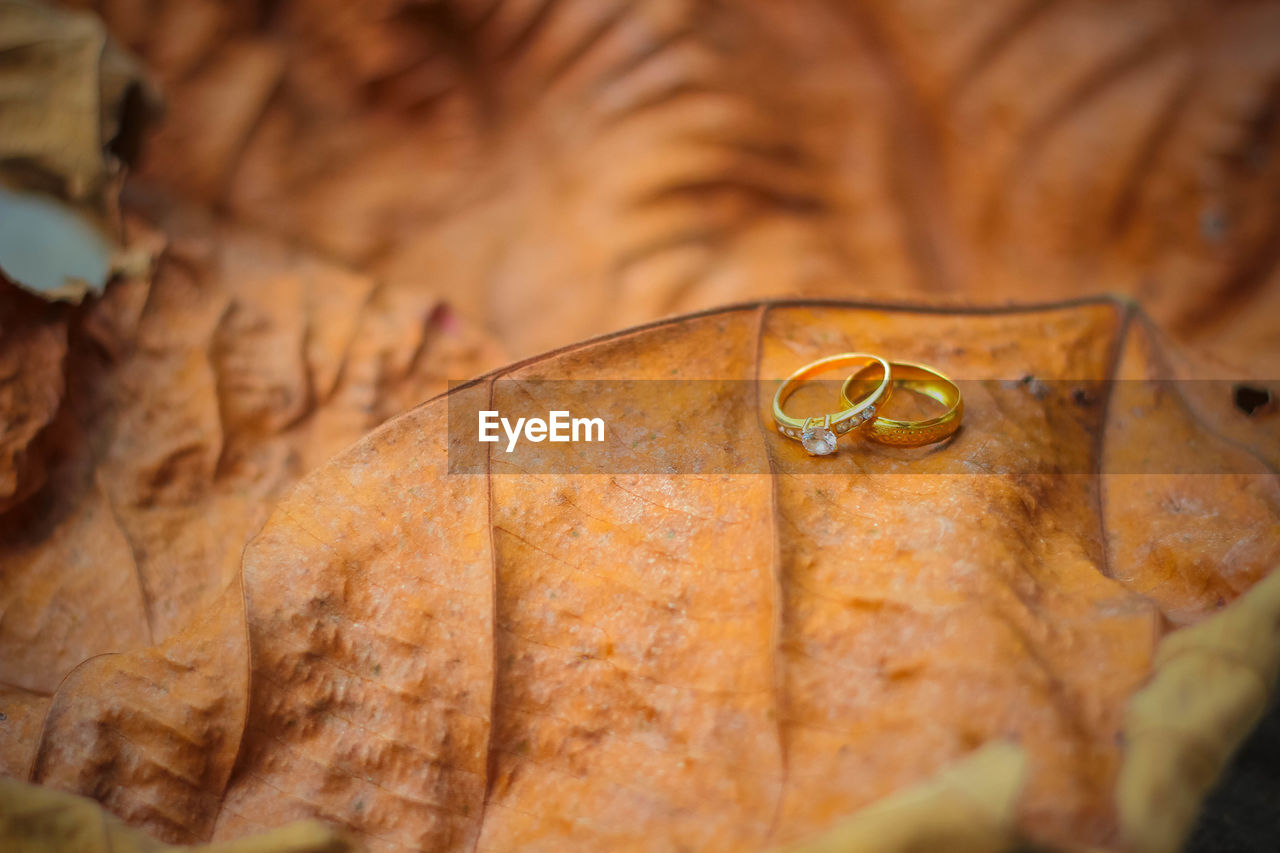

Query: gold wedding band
773,353,892,455
839,360,962,447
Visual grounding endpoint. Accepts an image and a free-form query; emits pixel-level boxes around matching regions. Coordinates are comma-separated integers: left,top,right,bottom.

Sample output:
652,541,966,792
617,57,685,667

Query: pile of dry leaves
1,1,1278,851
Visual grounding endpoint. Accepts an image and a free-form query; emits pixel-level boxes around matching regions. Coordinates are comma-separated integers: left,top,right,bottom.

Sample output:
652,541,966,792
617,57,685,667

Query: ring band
773,353,892,455
839,360,962,447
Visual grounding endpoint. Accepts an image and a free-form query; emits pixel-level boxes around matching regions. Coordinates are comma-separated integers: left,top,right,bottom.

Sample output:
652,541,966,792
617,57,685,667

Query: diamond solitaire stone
800,426,838,455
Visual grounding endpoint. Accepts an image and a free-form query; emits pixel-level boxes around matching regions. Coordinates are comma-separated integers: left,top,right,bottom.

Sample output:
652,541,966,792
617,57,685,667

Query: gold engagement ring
772,353,892,455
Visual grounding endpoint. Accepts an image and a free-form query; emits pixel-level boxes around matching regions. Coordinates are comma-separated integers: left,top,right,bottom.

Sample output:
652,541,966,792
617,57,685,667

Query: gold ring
839,360,962,447
773,353,892,455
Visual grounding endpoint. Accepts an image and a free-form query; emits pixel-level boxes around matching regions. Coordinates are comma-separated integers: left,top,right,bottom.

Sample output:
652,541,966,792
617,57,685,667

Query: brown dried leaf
1118,568,1280,853
0,776,357,852
0,196,507,777
0,282,67,510
11,298,1274,852
0,0,157,201
0,0,160,296
780,741,1027,853
71,0,1280,367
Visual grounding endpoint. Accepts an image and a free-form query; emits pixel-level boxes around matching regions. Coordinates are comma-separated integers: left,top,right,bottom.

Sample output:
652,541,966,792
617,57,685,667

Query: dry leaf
779,741,1027,853
0,776,357,852
0,283,68,511
8,298,1275,851
4,2,1280,850
0,0,156,201
1118,568,1280,853
64,0,1280,367
0,0,160,296
0,197,506,785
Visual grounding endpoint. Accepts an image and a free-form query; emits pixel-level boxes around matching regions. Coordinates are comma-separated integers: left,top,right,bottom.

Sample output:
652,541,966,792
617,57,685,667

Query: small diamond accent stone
800,426,838,455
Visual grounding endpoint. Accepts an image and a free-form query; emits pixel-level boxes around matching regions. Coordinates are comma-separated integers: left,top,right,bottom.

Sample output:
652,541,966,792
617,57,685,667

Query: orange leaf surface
64,0,1280,367
9,298,1276,852
0,200,506,786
